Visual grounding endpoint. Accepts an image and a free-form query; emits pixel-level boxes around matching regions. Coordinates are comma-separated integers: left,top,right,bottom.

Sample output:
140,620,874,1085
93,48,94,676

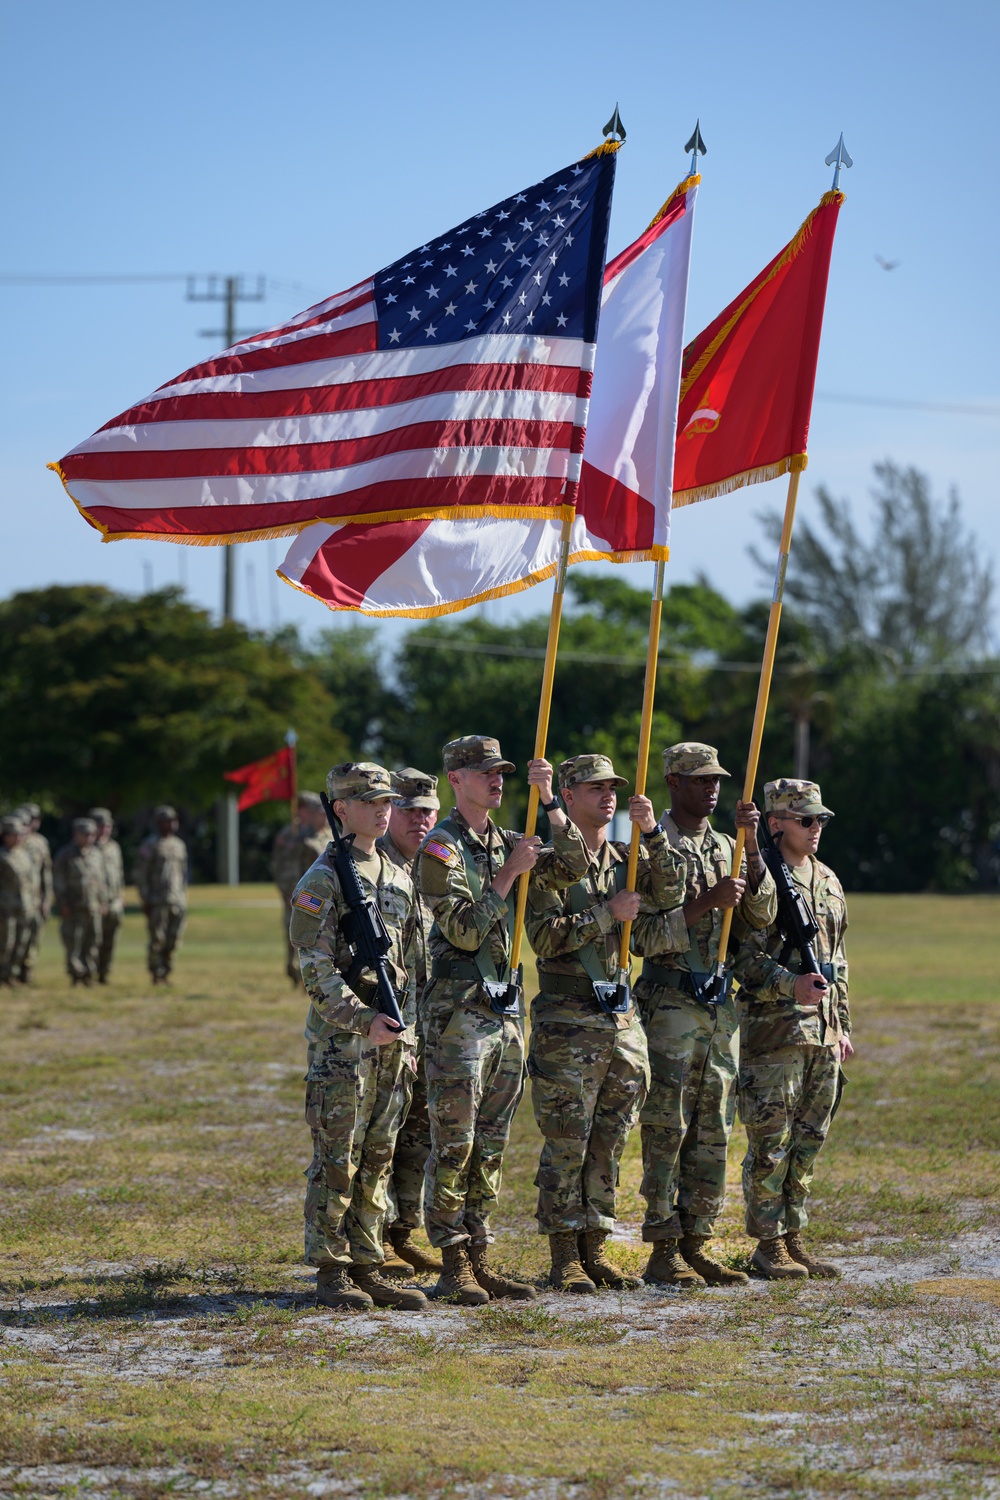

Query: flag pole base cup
496,965,524,1017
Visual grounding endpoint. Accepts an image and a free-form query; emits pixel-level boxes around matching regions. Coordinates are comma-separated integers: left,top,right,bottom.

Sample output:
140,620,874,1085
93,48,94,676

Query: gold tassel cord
645,174,701,231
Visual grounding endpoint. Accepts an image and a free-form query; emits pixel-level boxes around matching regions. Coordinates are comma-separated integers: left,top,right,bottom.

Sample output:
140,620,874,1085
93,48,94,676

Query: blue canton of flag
374,155,613,349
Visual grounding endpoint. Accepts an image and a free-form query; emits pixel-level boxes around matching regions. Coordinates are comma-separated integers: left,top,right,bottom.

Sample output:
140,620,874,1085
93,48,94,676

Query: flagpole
287,727,299,832
714,467,801,973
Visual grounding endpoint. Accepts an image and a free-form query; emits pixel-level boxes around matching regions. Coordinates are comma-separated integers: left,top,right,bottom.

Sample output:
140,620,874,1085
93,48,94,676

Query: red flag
673,190,843,506
224,746,294,811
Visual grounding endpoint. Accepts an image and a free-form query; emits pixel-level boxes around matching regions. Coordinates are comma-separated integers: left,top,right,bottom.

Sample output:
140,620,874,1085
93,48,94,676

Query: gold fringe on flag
673,453,808,509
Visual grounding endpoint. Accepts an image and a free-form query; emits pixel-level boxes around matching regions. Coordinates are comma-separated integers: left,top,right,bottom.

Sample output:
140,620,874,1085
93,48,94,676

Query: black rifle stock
757,807,822,980
320,792,404,1031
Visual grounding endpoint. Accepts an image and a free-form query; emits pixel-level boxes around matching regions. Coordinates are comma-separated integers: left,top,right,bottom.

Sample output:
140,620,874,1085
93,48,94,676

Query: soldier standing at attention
290,762,428,1313
378,768,443,1278
1,815,36,988
632,743,776,1289
89,809,124,984
53,817,105,986
734,779,852,1280
525,754,687,1294
272,792,329,984
133,806,188,986
13,803,52,985
414,736,589,1306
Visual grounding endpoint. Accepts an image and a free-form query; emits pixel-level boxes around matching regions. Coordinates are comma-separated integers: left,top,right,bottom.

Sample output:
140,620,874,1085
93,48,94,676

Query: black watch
540,796,560,813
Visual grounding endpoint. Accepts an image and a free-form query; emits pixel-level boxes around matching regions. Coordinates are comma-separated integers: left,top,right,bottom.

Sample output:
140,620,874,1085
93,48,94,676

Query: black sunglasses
777,813,832,829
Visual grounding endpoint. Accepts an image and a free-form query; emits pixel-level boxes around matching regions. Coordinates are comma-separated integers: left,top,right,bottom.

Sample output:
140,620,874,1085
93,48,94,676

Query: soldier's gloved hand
608,889,642,922
368,1014,401,1047
710,875,746,910
793,973,828,1009
627,795,657,834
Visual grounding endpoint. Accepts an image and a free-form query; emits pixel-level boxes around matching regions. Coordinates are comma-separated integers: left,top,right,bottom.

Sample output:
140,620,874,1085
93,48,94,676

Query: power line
816,391,1000,419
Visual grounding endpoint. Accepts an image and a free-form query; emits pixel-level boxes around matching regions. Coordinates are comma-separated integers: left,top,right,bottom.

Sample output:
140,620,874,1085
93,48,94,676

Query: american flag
53,151,618,545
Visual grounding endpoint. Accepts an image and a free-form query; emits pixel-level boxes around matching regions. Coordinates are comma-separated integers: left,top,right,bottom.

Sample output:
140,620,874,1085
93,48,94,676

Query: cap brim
675,765,730,778
393,796,441,810
469,757,516,773
571,774,629,788
356,790,398,802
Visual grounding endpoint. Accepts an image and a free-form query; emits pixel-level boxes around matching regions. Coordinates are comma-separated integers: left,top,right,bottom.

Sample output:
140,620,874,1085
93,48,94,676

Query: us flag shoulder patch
424,840,456,865
294,889,327,915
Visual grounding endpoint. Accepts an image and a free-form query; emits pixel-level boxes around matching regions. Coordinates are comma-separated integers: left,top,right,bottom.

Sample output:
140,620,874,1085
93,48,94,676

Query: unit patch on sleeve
423,840,457,865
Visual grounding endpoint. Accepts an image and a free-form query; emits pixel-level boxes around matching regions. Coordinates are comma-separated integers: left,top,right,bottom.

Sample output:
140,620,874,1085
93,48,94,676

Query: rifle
320,792,404,1031
756,807,826,996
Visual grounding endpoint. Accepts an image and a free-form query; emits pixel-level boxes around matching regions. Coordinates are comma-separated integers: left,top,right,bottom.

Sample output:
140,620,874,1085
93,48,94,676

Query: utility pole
186,273,267,888
185,275,268,622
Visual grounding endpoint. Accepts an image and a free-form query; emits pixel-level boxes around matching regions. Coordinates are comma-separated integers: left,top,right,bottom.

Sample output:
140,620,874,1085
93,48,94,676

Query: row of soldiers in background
0,804,188,987
286,735,852,1313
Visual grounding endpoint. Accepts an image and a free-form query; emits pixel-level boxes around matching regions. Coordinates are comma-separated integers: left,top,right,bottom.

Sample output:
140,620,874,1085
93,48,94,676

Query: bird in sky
875,255,901,271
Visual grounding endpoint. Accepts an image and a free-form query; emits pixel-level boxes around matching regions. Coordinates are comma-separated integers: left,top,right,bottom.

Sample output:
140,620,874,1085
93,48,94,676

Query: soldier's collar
449,808,496,848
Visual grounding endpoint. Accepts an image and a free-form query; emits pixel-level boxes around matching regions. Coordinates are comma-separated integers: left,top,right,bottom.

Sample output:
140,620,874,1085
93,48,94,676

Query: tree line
3,463,997,890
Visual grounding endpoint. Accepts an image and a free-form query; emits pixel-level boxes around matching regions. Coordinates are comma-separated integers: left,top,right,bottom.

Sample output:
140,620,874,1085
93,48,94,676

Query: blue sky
3,0,998,646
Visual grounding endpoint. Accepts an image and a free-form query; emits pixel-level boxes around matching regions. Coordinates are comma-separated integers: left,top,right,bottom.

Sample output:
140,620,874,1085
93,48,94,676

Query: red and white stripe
279,177,698,616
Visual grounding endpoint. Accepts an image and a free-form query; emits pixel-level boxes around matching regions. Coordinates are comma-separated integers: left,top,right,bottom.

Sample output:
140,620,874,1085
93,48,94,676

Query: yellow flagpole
715,466,802,972
615,559,666,975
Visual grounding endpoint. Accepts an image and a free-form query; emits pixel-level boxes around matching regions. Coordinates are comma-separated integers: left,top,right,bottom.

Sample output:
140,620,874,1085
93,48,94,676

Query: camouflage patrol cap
326,762,398,803
764,779,834,818
392,767,441,810
662,742,731,779
154,804,178,820
297,790,323,808
442,736,516,774
88,807,113,825
72,817,98,835
19,802,41,820
1,814,25,835
558,753,628,791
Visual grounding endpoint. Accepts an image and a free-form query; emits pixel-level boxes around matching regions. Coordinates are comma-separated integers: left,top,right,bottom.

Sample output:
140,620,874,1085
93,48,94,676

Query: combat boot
349,1266,429,1310
679,1234,750,1286
380,1227,416,1279
469,1241,536,1300
316,1264,374,1311
642,1239,706,1289
579,1230,641,1290
752,1236,809,1280
785,1232,841,1279
430,1242,489,1305
388,1223,443,1275
548,1232,596,1293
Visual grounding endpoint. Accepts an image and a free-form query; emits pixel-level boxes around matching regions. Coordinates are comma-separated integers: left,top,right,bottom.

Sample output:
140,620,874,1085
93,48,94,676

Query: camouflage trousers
146,903,185,979
739,1045,839,1240
422,983,525,1249
97,909,122,982
636,983,739,1240
304,1031,416,1267
1,913,29,984
528,1009,649,1235
14,911,46,981
60,911,101,982
387,1032,432,1232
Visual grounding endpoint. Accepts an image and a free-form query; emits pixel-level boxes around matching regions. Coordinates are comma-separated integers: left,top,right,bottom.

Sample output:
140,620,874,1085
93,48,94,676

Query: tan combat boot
785,1232,841,1279
548,1232,597,1293
380,1226,416,1279
752,1236,809,1280
349,1265,429,1310
316,1264,374,1311
579,1230,641,1290
469,1241,536,1300
678,1234,750,1286
642,1239,706,1289
388,1223,443,1275
430,1242,490,1305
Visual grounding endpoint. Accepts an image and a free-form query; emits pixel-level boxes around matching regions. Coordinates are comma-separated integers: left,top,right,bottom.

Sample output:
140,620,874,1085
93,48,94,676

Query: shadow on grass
0,1261,319,1324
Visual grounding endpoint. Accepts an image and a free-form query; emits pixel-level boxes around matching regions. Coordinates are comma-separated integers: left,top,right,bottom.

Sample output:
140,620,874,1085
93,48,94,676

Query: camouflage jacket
0,846,37,918
97,839,125,915
271,823,328,897
378,831,434,997
133,834,188,907
733,855,850,1051
53,844,105,915
527,826,687,1029
632,813,776,975
290,843,418,1067
414,810,590,1010
22,832,53,908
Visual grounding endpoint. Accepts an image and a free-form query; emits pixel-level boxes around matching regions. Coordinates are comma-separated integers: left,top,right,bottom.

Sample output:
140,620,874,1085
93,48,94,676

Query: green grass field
1,888,998,1499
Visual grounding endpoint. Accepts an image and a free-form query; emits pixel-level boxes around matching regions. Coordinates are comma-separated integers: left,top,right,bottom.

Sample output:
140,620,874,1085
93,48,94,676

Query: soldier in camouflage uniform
89,809,124,984
414,735,590,1305
1,815,37,988
271,792,329,984
53,817,105,986
632,743,777,1288
290,762,428,1313
378,767,443,1278
526,753,687,1294
734,779,852,1280
13,803,52,984
133,806,188,985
